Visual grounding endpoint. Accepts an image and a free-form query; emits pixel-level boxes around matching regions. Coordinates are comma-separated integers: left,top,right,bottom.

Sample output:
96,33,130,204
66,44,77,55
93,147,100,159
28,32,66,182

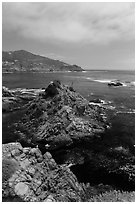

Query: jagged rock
44,80,60,98
2,86,14,97
2,87,44,112
16,81,108,150
2,86,20,112
108,81,123,87
2,142,86,202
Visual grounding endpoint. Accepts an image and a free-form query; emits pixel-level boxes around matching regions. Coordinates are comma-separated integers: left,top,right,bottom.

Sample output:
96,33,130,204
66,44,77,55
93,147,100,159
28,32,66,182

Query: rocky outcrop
2,142,87,202
2,81,135,201
2,87,20,112
2,143,135,202
14,82,135,189
16,80,108,150
2,86,44,112
108,80,124,87
2,86,14,97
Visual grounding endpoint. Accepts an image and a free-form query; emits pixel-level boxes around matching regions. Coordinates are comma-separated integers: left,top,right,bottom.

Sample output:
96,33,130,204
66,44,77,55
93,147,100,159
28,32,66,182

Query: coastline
2,80,135,202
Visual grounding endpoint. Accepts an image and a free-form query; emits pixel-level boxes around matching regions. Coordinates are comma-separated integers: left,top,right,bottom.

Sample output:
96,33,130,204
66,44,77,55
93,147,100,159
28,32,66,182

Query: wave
93,79,129,87
89,99,115,110
64,75,134,88
12,88,44,95
89,102,116,110
116,110,135,114
93,79,114,83
93,79,135,87
85,77,94,81
84,78,112,83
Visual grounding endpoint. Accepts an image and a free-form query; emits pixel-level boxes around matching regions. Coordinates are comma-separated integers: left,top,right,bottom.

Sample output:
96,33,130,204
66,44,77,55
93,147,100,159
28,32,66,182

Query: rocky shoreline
2,81,135,202
3,142,88,202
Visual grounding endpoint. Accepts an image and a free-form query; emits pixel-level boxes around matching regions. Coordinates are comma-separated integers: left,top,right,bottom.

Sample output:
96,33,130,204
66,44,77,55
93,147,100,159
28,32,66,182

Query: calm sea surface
2,70,135,152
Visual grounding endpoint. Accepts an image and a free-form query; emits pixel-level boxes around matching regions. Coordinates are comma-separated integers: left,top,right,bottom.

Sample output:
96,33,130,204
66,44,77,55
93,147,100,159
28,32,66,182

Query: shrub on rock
89,190,135,202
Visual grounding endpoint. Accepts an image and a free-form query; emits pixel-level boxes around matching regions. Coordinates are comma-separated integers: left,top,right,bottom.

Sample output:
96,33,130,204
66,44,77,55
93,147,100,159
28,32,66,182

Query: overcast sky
2,2,135,70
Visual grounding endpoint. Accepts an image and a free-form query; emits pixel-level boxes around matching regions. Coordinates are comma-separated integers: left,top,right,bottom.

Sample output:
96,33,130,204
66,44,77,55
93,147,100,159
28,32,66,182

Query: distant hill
2,50,84,72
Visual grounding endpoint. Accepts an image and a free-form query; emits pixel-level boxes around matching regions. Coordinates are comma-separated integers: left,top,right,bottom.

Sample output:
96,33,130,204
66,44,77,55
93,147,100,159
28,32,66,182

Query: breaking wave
116,110,135,114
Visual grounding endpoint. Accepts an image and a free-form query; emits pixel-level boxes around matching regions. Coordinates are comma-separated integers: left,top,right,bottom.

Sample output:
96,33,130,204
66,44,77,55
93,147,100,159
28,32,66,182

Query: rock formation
2,81,135,202
2,86,44,112
108,80,124,87
2,142,135,202
2,142,87,202
16,80,108,150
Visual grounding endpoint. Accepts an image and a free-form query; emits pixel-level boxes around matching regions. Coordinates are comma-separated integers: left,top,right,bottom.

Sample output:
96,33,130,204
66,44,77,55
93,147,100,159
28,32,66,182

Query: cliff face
16,80,108,150
2,50,83,72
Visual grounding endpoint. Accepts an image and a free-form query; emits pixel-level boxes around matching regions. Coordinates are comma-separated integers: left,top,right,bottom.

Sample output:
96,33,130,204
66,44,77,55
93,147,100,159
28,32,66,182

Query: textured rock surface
16,81,108,150
2,82,135,202
2,142,86,202
2,143,135,202
2,86,19,112
2,86,14,97
2,86,44,112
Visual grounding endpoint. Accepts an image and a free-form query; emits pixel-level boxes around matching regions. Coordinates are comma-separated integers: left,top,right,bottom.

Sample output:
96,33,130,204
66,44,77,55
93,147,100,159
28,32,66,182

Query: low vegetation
89,190,135,202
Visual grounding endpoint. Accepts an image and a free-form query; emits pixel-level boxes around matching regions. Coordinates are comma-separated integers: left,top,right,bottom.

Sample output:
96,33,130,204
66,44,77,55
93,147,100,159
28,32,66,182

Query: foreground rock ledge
2,142,135,202
2,142,87,202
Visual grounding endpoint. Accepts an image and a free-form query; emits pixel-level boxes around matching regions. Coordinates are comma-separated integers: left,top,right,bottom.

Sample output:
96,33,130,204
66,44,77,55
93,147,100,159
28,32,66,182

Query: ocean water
2,70,135,153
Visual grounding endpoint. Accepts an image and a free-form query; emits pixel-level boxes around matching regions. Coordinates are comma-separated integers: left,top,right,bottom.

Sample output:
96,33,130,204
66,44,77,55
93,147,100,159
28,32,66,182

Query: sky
2,2,135,70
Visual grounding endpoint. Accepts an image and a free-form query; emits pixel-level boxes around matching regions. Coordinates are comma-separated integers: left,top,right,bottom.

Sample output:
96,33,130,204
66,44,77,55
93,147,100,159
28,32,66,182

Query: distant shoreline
2,69,135,74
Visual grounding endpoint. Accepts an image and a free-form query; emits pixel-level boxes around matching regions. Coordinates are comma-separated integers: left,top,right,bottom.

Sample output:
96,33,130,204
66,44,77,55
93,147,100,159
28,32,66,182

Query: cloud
2,2,135,44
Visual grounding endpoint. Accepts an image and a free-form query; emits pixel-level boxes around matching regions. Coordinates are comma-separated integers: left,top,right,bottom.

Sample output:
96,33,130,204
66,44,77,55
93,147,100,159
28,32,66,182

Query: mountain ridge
2,50,84,72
